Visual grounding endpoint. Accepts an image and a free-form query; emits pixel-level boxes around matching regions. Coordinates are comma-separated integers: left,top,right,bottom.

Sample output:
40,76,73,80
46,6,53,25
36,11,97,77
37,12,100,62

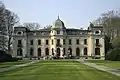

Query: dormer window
95,31,99,34
17,31,23,35
95,30,101,35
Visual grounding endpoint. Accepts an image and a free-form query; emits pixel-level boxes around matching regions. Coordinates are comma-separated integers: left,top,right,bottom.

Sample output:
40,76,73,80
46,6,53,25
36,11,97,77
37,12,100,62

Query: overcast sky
3,0,120,29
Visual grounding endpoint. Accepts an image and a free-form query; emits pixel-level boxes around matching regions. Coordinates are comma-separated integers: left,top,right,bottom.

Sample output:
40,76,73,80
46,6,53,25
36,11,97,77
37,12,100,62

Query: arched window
52,48,54,55
45,48,49,56
38,48,41,56
95,48,100,55
68,48,72,55
63,48,65,56
84,48,87,55
57,48,60,56
30,48,34,56
17,48,22,56
76,48,80,56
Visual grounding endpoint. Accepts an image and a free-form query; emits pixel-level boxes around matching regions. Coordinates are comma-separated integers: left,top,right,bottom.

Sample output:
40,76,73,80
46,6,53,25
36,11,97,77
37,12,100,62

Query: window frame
46,39,49,45
69,39,72,45
84,39,87,45
76,39,79,45
38,39,41,45
30,40,33,45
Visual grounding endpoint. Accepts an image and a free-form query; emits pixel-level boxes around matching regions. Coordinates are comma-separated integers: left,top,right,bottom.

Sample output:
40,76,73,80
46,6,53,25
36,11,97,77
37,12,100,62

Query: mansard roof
14,26,91,35
14,21,104,36
66,28,90,35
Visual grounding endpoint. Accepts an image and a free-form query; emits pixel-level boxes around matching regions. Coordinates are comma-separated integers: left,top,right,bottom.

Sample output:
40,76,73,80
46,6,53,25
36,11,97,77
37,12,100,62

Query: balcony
17,44,23,47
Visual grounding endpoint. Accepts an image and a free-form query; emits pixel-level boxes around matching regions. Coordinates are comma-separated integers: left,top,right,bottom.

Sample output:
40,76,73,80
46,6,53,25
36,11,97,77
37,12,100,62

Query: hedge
0,50,18,62
105,48,120,61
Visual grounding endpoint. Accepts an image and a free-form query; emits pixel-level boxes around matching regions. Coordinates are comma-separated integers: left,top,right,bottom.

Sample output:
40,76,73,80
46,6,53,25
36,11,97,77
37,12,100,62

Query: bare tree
5,9,19,53
0,1,19,53
93,10,120,37
93,9,120,51
23,23,41,30
0,1,7,51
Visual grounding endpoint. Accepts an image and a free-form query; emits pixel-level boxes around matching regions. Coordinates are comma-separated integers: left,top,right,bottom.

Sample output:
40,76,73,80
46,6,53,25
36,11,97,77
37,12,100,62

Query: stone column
34,39,37,57
80,48,83,57
91,36,95,58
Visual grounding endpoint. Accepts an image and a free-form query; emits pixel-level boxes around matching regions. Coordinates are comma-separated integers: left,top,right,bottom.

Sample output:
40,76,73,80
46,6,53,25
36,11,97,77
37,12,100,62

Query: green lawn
86,60,120,69
0,60,120,80
0,60,32,69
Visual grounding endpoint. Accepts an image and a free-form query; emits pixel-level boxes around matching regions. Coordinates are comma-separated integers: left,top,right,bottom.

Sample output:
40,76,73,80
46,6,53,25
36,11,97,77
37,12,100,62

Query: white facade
12,17,105,59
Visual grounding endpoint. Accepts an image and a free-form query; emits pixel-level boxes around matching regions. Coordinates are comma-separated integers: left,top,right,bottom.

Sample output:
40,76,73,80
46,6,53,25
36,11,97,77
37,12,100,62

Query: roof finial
89,22,94,27
58,14,60,19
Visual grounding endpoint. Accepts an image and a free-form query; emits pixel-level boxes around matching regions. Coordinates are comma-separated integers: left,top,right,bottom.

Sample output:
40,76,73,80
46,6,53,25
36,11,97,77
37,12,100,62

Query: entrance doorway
38,48,41,56
76,48,80,56
45,48,49,56
57,48,60,56
17,48,23,56
95,48,100,55
68,48,72,55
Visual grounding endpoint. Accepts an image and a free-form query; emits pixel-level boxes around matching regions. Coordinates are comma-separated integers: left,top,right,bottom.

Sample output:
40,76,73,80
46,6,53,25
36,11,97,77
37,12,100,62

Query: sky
2,0,120,29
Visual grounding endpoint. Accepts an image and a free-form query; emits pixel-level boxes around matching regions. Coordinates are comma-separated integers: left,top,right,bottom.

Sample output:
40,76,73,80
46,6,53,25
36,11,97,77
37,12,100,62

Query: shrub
0,50,12,62
11,57,19,61
0,50,18,62
105,48,120,61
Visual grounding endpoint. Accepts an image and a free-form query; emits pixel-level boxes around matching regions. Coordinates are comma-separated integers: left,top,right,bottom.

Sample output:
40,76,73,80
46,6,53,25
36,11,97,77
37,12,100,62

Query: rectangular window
38,40,41,45
52,39,54,45
76,39,79,45
96,39,99,45
63,39,65,45
30,40,33,45
84,39,87,45
69,39,72,45
18,40,22,44
57,31,60,34
46,40,49,45
57,39,60,45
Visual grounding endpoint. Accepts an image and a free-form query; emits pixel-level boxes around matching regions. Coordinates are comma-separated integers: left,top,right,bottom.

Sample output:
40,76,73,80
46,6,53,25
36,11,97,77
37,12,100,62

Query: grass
0,60,32,69
86,60,120,69
0,60,120,80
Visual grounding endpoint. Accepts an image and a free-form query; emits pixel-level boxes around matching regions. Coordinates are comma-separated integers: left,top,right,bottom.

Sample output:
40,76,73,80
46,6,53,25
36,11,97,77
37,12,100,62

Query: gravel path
77,59,120,76
0,60,40,73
